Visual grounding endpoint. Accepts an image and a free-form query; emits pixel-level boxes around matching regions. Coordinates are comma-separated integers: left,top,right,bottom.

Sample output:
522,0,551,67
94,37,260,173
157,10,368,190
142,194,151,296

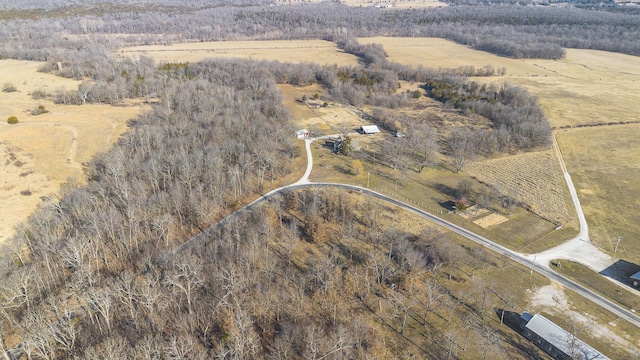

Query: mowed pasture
0,60,145,246
278,84,374,137
359,37,640,129
557,125,640,263
117,40,359,67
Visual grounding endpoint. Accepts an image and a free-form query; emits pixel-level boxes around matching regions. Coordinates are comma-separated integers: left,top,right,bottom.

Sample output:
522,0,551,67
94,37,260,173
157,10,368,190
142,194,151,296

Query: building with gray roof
520,312,609,360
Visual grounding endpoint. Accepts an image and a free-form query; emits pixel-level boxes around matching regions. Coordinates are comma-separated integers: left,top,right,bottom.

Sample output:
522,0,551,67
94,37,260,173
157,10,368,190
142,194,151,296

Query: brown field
274,0,448,8
556,125,640,262
473,212,508,228
359,37,640,129
465,150,573,226
278,84,368,134
117,40,359,67
0,60,145,246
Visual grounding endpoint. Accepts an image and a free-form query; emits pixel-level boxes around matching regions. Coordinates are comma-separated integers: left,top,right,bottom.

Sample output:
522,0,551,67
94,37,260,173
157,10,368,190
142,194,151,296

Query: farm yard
278,84,371,137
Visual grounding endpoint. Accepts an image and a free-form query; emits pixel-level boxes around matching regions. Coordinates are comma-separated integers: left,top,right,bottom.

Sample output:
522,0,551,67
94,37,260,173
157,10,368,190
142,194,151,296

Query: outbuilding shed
630,270,640,287
360,125,380,135
520,313,609,360
296,129,309,139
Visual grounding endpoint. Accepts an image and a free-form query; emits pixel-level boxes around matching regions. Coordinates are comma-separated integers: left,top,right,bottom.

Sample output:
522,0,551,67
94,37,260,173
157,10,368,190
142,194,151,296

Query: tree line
424,76,551,151
29,32,551,173
1,1,640,63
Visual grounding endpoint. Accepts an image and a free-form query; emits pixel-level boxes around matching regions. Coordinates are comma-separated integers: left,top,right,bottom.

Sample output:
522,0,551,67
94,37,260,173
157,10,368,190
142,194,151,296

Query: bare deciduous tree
163,260,204,314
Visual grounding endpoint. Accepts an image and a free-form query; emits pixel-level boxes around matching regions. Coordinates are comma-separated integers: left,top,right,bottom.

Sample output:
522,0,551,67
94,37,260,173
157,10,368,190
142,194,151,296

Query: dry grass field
359,37,640,256
278,84,369,134
117,40,359,67
466,150,573,226
556,125,640,262
0,60,145,246
274,0,448,8
114,38,640,258
359,37,640,129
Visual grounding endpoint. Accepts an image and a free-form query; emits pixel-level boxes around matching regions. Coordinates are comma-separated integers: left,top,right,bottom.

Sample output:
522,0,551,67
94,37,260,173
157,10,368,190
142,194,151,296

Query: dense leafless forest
1,0,640,60
0,0,637,358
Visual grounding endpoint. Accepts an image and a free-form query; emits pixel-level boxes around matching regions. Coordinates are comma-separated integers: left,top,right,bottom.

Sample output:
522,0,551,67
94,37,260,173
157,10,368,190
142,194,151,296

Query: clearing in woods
273,0,448,7
278,84,372,137
0,59,145,246
117,40,359,67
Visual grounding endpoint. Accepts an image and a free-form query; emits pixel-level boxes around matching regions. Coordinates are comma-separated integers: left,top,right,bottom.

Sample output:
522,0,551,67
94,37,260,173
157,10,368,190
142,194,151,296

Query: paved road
289,183,640,328
179,135,640,328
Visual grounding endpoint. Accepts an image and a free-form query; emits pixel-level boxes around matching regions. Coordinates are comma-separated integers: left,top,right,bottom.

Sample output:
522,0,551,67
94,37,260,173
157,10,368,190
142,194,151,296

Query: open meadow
117,40,359,67
557,125,640,263
0,60,145,246
359,37,640,129
359,37,640,257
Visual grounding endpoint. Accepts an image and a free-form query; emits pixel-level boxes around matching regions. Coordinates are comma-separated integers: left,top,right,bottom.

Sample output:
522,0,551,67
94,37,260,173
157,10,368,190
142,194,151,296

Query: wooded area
0,0,635,358
1,0,640,61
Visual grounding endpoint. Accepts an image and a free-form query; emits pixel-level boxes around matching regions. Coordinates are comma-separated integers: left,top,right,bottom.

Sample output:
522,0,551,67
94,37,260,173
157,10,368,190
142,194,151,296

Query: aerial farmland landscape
0,0,639,358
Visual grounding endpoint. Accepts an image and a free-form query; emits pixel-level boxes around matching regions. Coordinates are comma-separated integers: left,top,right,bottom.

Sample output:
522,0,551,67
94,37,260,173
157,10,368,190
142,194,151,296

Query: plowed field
466,150,571,225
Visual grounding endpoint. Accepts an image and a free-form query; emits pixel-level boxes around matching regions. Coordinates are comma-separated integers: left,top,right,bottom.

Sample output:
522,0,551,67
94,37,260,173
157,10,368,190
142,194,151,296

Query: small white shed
360,125,380,135
296,129,309,139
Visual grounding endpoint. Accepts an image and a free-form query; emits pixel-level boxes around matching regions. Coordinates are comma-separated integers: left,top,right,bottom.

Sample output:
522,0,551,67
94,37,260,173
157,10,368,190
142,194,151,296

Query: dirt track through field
19,122,81,170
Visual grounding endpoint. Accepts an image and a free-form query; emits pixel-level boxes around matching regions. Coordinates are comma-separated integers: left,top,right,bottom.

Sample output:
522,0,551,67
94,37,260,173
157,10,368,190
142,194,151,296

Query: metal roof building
360,125,380,135
522,313,609,360
630,270,640,287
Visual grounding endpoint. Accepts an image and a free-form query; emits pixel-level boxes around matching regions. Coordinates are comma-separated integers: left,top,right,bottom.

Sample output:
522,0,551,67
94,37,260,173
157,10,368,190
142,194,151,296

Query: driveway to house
294,138,314,185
